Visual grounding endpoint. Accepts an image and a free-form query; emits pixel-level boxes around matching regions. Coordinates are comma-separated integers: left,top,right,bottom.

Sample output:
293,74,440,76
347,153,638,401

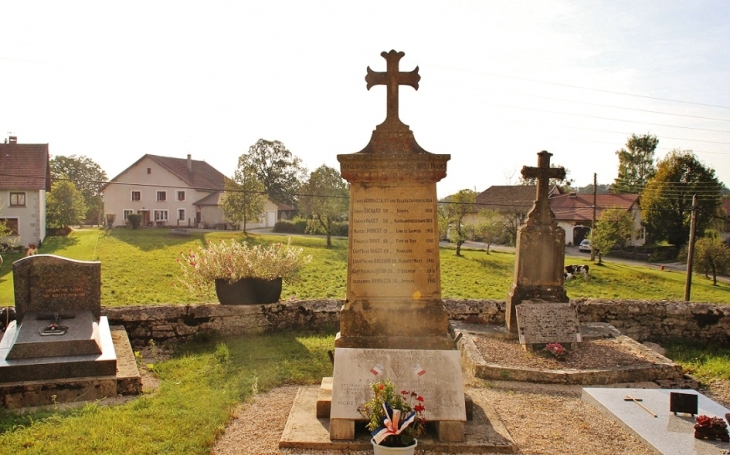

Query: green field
1,228,728,306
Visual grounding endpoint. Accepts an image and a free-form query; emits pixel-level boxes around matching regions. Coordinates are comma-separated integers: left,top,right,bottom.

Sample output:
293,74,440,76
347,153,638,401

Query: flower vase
370,439,417,455
214,277,282,305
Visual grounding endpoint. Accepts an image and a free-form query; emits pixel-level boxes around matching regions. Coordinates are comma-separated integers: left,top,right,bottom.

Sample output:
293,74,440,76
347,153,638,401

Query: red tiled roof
475,185,562,211
0,142,51,190
549,193,639,222
102,154,226,192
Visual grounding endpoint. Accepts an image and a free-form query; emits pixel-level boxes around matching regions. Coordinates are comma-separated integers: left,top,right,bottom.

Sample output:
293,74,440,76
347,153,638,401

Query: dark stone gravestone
0,255,116,385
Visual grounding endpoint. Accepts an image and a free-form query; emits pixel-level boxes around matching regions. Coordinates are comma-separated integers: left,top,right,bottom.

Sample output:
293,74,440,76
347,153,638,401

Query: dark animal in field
563,272,574,281
1,307,17,332
565,264,590,279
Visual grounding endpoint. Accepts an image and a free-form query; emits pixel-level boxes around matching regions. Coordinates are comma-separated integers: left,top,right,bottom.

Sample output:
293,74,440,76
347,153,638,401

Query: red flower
414,404,425,412
401,390,408,395
416,396,424,402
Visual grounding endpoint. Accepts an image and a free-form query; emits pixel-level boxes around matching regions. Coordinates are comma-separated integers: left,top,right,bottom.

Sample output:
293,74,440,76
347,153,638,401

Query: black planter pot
214,277,283,305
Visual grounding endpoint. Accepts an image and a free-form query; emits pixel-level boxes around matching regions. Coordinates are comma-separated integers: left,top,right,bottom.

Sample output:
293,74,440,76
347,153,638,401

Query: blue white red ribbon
371,402,417,445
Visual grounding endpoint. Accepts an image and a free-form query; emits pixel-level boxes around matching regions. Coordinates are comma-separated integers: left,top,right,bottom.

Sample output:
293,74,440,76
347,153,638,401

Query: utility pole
590,173,597,262
684,195,698,301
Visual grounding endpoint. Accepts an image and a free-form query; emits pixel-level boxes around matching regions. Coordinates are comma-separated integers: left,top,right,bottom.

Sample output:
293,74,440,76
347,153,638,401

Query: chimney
8,136,17,144
187,154,192,172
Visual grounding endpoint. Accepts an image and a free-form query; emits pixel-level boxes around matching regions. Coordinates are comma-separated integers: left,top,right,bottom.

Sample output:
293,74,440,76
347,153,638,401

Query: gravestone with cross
0,255,117,385
505,151,571,334
329,50,465,443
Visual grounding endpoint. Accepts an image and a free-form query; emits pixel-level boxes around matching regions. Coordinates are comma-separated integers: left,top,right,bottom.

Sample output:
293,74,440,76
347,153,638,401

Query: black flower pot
214,277,283,305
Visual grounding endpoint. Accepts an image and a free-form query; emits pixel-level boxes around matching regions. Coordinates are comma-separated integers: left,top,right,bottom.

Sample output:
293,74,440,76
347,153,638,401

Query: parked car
578,239,592,253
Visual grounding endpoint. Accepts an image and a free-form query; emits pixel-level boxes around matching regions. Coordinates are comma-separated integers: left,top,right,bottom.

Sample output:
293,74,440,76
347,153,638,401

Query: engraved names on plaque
348,185,440,301
516,302,582,346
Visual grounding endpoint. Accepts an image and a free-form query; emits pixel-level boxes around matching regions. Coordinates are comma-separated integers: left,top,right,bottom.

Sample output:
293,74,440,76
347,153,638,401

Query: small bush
127,214,142,229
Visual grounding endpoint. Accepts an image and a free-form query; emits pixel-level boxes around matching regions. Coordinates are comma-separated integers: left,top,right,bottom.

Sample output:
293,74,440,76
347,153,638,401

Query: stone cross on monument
365,50,420,130
505,151,569,333
522,151,565,225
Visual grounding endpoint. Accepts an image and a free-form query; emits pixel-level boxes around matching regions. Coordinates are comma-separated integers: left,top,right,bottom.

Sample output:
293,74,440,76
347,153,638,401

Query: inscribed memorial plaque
330,348,466,421
516,302,582,345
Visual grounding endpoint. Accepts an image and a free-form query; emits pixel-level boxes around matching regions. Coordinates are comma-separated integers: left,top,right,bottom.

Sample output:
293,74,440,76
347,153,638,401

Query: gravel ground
209,335,730,455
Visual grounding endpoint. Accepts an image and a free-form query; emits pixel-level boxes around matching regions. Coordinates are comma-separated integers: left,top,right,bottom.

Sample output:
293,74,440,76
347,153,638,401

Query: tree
641,150,723,252
46,180,87,230
298,165,349,247
475,209,504,254
590,207,634,265
693,236,730,285
221,157,266,235
612,134,658,194
240,139,307,206
440,189,477,256
50,155,108,225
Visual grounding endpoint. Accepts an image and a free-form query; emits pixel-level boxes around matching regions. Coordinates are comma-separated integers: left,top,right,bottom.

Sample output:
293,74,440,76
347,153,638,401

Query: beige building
101,154,226,228
0,137,50,248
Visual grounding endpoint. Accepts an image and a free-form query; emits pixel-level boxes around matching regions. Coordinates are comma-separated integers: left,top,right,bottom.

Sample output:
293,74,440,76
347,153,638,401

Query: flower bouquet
545,342,567,360
359,379,426,449
694,415,729,441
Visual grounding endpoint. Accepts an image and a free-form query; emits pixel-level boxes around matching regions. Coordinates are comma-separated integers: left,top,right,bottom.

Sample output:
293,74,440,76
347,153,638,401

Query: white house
101,154,227,228
0,136,50,248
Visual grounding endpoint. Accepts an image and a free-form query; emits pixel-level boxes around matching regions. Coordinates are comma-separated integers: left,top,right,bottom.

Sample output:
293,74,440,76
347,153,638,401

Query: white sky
1,1,729,198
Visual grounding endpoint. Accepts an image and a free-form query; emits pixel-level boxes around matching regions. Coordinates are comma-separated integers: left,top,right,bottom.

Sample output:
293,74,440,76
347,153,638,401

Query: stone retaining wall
102,298,730,347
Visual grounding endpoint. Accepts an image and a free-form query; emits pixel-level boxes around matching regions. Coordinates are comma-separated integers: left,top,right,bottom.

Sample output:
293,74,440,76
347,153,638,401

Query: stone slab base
281,386,516,453
457,322,685,385
0,326,141,409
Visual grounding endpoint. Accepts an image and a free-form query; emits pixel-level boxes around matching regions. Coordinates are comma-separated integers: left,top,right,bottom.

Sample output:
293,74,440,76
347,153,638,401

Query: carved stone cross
365,50,420,129
522,151,565,224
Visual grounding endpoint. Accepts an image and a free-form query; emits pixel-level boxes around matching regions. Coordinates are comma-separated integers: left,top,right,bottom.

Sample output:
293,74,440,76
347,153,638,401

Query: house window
147,168,151,174
9,192,26,207
123,210,134,221
638,228,645,240
178,209,185,221
0,218,19,235
131,191,141,201
177,191,185,201
157,191,167,202
154,210,168,221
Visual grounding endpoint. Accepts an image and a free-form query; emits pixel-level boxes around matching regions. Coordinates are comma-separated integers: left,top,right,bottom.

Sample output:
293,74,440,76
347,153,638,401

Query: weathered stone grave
515,302,582,351
506,151,570,334
327,50,466,443
0,254,138,408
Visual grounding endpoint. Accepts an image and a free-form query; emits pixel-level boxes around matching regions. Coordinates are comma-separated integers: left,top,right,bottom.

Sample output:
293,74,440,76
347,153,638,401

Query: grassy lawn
1,228,728,306
0,330,335,454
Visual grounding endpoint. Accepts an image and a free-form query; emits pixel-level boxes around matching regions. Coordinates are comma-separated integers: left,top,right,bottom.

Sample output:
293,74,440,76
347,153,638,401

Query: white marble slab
583,387,730,455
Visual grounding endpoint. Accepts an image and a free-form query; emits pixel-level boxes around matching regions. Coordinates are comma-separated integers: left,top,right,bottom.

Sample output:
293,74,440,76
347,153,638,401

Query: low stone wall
102,298,730,347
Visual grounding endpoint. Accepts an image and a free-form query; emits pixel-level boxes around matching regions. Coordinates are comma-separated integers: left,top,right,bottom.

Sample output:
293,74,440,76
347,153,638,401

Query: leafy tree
298,165,349,247
641,150,723,252
612,134,658,194
46,180,87,229
474,209,504,254
693,236,730,285
590,207,634,265
440,189,477,256
50,155,107,225
240,139,307,206
221,157,266,235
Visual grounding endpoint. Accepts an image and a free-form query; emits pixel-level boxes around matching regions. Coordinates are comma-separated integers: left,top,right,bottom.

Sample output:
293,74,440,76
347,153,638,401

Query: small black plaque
670,392,698,416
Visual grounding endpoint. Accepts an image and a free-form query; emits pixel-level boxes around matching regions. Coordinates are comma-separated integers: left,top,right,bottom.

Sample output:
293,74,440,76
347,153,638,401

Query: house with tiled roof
472,185,563,244
0,136,51,248
101,154,228,228
549,192,644,246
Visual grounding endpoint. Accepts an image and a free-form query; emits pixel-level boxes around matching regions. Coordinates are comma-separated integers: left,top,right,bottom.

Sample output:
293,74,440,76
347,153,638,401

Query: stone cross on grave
522,150,565,225
366,50,420,131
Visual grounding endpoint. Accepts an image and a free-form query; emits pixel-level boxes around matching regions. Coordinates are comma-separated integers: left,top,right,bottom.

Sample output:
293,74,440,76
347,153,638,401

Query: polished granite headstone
0,255,116,384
